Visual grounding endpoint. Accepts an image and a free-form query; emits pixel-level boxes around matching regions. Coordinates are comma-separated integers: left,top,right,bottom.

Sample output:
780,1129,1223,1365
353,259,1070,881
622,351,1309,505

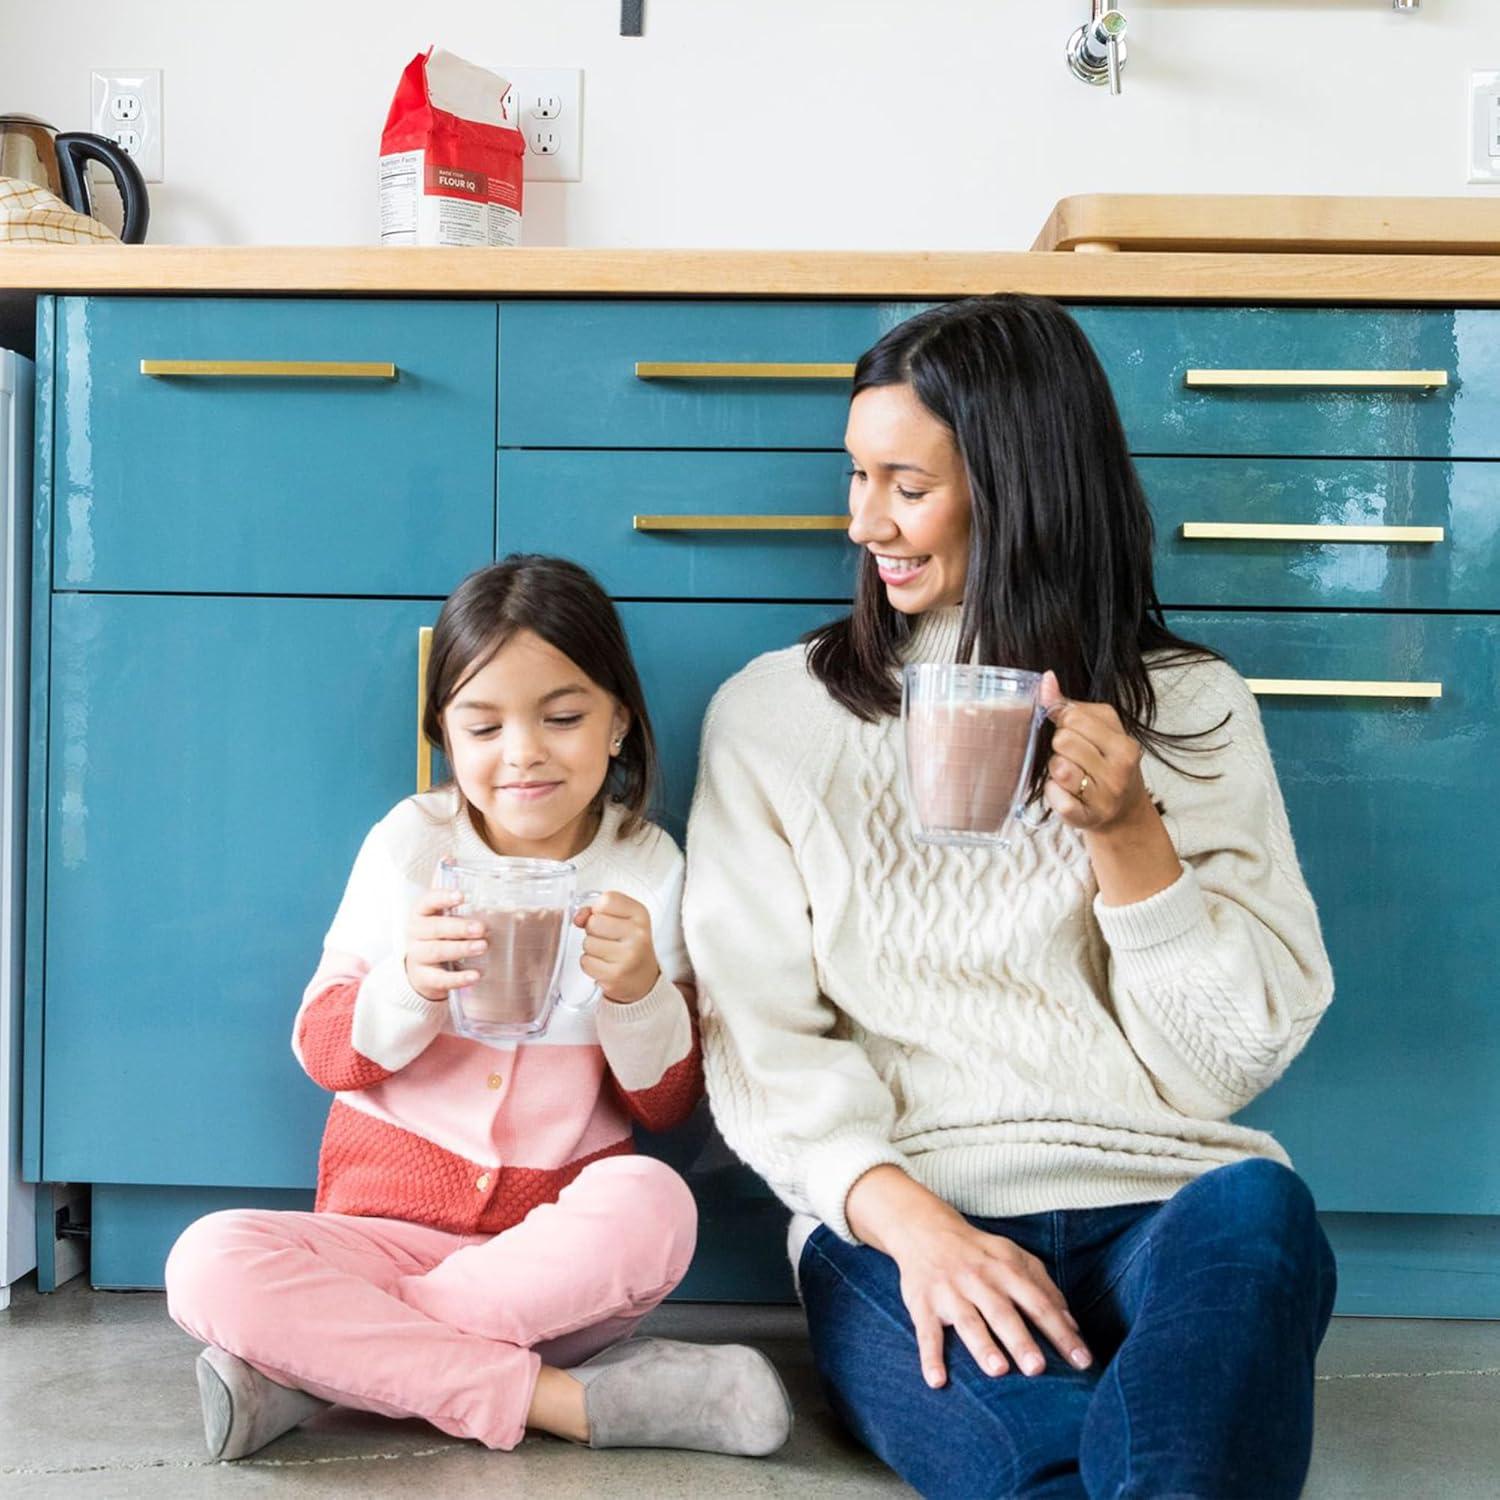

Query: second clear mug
437,856,601,1044
901,663,1054,848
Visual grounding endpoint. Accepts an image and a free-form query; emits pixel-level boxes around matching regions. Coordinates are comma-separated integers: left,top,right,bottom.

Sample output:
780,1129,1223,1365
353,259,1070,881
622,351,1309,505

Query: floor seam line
1316,1365,1500,1382
0,1443,462,1476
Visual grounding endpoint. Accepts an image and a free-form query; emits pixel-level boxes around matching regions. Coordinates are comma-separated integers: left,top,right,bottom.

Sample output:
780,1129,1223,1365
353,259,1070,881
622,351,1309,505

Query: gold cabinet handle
140,359,398,379
1247,679,1442,699
1182,522,1444,544
634,362,854,380
1184,369,1448,390
416,627,433,794
634,514,850,532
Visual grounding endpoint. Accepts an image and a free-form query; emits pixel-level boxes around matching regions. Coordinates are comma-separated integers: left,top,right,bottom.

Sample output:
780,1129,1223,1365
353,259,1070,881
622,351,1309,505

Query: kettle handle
54,132,150,244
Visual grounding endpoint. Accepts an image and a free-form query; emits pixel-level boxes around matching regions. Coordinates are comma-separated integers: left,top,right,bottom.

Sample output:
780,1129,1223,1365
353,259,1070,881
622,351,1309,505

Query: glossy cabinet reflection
26,292,1500,1304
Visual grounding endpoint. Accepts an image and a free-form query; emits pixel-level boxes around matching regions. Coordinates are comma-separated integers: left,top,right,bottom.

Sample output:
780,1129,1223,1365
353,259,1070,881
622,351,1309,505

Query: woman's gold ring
1077,774,1091,801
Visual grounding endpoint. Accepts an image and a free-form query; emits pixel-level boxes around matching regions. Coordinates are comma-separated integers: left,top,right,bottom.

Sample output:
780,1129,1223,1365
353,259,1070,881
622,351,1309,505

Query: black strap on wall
621,0,644,35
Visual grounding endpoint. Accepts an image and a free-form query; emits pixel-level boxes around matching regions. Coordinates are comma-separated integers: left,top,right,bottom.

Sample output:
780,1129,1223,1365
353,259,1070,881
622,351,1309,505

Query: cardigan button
476,1172,491,1192
486,1073,503,1090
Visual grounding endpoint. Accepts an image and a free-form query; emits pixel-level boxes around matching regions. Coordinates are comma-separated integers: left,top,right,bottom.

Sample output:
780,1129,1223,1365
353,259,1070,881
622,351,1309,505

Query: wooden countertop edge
7,246,1500,301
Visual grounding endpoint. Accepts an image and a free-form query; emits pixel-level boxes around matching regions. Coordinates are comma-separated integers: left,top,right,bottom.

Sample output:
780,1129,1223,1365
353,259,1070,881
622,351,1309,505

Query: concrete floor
3,1280,1500,1498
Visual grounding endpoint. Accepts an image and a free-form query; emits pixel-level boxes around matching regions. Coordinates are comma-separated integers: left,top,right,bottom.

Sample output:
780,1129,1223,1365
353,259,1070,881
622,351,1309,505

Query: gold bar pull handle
1184,369,1448,390
634,514,851,532
1182,522,1444,544
634,362,855,381
1247,679,1442,699
140,359,398,379
416,627,434,795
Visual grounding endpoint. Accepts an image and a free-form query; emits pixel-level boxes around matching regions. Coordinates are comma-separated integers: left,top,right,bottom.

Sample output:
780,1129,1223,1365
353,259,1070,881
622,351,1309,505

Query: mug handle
558,889,606,1012
1012,697,1067,833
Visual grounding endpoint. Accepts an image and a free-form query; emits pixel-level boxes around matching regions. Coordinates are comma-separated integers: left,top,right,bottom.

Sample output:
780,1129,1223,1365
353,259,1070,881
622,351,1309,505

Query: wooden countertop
4,245,1500,302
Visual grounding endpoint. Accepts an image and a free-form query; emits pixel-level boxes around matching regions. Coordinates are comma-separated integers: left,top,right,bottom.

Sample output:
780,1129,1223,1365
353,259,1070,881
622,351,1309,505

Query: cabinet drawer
502,301,1500,459
1144,458,1500,610
1167,610,1500,1213
1077,306,1500,459
48,297,496,594
499,300,935,448
499,451,857,599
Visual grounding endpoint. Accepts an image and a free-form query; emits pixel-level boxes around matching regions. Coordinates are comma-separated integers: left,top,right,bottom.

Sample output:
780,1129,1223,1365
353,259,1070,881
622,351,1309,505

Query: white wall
1,0,1495,249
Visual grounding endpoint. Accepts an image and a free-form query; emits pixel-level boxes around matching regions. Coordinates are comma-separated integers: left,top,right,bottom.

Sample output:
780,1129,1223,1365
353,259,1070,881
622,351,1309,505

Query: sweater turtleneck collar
900,605,965,665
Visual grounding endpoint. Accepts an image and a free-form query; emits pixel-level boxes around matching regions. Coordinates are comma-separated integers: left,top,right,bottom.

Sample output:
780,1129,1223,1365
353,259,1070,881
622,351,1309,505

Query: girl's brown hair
422,555,659,836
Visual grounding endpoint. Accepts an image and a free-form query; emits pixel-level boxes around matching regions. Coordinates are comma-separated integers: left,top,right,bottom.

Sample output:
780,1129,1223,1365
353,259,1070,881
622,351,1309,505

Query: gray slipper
195,1346,330,1461
568,1337,793,1456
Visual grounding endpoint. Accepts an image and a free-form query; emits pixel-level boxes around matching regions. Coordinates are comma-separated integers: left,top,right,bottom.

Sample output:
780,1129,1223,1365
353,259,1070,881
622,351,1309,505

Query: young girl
165,555,792,1462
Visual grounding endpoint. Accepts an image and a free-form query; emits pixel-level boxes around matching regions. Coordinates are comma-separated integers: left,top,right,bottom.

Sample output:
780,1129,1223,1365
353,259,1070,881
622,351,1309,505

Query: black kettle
0,113,150,243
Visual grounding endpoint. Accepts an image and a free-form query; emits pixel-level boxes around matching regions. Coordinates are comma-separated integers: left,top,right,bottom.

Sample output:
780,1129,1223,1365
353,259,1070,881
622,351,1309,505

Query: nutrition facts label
379,151,420,243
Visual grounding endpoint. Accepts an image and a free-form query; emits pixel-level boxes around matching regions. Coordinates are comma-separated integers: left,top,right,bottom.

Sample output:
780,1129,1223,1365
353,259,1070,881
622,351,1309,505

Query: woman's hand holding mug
1039,671,1151,832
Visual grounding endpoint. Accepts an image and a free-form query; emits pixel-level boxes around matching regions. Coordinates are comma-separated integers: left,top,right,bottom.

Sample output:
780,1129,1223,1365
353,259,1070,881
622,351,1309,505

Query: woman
684,294,1336,1498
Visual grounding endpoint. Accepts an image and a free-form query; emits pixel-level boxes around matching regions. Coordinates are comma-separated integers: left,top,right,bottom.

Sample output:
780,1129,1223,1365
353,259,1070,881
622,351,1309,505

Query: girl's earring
611,736,624,755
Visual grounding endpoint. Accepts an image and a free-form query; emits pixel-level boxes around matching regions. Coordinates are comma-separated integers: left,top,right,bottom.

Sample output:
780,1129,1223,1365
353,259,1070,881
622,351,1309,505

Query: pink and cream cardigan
292,794,701,1236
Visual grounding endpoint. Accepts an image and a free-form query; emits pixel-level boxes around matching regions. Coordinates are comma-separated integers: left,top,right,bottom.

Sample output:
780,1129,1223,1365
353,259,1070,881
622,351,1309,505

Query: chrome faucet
1067,1,1128,95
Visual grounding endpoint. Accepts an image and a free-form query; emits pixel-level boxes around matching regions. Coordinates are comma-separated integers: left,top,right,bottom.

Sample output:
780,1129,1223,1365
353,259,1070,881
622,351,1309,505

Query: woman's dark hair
423,555,658,836
806,293,1225,797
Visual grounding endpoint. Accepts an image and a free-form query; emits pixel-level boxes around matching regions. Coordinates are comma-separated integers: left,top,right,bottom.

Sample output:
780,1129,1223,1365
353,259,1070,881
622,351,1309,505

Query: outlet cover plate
1468,70,1500,184
497,67,582,182
90,68,162,182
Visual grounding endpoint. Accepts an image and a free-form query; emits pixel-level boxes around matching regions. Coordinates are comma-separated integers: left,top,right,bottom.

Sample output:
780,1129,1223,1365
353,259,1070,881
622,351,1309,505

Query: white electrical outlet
1468,70,1500,184
91,69,162,182
497,67,582,182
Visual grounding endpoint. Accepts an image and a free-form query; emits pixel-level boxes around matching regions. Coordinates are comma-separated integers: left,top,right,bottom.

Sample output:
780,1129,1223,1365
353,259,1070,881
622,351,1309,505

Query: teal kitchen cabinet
37,594,440,1188
499,299,930,449
499,450,857,602
26,288,1500,1313
1166,611,1500,1214
47,298,496,596
502,301,1500,459
1145,458,1500,612
1074,306,1500,459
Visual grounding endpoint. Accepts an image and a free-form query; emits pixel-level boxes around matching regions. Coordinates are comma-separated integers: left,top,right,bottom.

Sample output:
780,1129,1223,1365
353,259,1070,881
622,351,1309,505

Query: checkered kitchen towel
0,175,119,244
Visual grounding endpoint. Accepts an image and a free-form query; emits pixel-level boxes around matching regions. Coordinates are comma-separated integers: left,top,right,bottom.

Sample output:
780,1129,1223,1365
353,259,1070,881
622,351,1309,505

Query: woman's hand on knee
892,1217,1093,1390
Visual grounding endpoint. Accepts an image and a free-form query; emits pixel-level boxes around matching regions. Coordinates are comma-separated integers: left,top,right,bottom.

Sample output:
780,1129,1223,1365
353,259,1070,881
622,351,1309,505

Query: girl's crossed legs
166,1154,695,1451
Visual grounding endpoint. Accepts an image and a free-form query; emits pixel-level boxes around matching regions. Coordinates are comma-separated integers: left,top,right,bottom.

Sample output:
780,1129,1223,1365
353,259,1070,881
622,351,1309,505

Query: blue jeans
799,1158,1337,1500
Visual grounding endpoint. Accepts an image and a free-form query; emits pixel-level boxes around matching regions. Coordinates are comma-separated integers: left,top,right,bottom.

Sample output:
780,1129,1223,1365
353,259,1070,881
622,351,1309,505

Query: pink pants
164,1154,698,1450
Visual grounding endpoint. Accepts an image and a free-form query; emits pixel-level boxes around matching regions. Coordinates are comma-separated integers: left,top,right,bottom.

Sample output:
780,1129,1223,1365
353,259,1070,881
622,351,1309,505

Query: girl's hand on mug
885,1206,1092,1388
1040,670,1150,834
404,888,486,1003
573,891,660,1004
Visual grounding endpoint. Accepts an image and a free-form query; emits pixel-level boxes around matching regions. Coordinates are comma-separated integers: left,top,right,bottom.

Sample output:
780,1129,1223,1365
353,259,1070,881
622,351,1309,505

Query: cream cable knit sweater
684,607,1333,1245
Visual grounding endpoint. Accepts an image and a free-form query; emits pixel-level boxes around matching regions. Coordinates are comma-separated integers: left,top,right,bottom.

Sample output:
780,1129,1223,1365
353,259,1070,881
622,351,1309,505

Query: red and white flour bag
380,48,525,246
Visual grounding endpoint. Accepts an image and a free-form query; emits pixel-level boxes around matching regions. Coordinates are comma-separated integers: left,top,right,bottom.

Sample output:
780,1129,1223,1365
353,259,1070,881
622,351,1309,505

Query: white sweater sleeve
1093,664,1334,1121
685,688,907,1242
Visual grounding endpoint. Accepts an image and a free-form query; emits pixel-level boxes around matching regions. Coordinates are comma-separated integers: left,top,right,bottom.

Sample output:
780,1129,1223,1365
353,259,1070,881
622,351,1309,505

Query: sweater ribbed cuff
595,970,680,1027
1093,864,1216,986
352,955,447,1071
596,972,691,1092
803,1133,909,1245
